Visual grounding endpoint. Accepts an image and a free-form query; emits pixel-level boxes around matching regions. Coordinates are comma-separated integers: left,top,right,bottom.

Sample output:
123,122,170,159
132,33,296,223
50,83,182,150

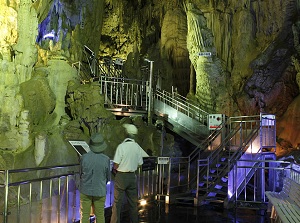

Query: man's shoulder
96,152,110,159
84,151,109,159
102,153,110,160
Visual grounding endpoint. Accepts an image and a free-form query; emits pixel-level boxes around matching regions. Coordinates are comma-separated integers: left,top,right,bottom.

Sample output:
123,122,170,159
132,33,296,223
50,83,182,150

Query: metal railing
0,164,80,223
233,159,300,208
137,163,158,200
152,121,225,202
0,163,157,223
99,76,148,110
71,61,94,83
98,59,124,78
154,89,209,125
226,114,276,203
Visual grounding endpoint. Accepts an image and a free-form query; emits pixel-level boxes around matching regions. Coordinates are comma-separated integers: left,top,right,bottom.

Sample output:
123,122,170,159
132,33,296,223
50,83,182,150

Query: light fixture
139,199,147,206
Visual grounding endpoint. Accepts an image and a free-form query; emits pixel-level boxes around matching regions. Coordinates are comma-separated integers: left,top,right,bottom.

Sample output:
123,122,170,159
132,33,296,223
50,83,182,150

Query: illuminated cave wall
0,0,300,171
99,1,300,122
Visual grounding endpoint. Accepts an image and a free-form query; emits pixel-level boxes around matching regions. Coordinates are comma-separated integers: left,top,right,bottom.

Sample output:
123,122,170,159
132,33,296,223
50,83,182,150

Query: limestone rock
277,94,300,148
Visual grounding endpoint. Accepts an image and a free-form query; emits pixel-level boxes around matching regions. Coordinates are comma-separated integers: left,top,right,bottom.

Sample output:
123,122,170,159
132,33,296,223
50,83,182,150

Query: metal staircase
196,119,260,205
195,115,276,207
173,114,276,208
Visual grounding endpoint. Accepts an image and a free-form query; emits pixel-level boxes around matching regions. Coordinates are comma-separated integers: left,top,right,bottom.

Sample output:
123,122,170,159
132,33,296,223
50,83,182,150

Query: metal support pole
160,125,165,156
4,170,9,223
145,59,154,125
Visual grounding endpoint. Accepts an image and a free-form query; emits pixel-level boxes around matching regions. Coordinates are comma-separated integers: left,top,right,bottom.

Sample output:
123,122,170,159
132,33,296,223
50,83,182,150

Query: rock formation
0,0,299,169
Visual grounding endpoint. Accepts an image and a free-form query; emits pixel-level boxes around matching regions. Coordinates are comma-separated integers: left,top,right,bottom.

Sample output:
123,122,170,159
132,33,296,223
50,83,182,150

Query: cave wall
0,0,300,170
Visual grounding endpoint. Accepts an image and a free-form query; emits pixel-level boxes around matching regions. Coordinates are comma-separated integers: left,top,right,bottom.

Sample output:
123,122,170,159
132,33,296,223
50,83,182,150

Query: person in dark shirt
79,133,110,223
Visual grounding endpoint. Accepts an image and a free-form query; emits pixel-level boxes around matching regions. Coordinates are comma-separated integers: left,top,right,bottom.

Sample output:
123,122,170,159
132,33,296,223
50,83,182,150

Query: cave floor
101,201,272,223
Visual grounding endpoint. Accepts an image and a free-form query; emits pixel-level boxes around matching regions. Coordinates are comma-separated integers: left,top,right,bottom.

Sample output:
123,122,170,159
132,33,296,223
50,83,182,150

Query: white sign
69,140,90,156
208,114,224,130
158,157,170,164
261,114,275,126
114,58,124,66
198,52,212,57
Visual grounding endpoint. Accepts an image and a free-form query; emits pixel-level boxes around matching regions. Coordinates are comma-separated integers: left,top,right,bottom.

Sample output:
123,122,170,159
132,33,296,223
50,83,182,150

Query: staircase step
175,196,195,206
220,157,227,162
210,169,217,173
210,189,227,196
203,175,216,181
198,182,210,187
199,181,214,187
215,182,227,187
214,184,223,190
203,196,225,204
215,163,222,168
221,177,228,183
176,196,195,201
197,189,208,195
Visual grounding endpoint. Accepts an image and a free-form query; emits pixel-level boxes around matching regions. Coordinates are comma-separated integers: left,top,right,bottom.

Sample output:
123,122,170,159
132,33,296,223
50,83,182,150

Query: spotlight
139,199,147,206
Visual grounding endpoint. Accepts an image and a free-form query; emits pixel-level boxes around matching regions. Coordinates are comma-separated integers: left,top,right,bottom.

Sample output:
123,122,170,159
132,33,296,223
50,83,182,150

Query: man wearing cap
110,124,148,223
79,133,110,223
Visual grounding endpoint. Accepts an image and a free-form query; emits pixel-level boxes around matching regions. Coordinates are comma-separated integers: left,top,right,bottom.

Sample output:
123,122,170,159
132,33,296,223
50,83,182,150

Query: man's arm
106,158,111,183
113,162,119,170
112,162,119,176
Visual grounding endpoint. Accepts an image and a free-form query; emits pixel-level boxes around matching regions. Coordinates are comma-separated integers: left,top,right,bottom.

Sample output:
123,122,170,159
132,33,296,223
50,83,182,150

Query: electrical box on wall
208,114,225,130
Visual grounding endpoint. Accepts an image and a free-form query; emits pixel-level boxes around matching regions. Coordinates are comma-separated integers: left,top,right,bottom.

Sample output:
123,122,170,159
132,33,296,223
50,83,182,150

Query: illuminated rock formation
0,0,299,168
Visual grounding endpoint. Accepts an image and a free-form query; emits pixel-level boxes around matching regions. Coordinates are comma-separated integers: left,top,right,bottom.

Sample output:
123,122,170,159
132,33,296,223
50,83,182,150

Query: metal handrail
194,125,247,200
99,75,148,109
0,164,79,223
1,164,79,174
234,160,300,205
182,114,276,205
154,89,209,124
0,162,157,223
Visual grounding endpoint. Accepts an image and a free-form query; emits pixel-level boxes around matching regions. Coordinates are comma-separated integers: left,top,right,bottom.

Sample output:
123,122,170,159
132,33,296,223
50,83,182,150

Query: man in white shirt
110,124,148,223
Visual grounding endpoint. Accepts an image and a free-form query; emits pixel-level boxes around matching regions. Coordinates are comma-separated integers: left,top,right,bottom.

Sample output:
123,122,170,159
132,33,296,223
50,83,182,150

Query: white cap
123,124,138,135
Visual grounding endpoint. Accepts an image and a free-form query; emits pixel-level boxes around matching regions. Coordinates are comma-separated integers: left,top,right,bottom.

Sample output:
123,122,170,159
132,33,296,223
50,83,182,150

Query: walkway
75,202,272,223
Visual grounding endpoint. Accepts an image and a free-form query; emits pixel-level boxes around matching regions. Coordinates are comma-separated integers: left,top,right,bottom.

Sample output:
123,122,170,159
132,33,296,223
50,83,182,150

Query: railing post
3,170,9,223
166,159,171,204
194,160,200,206
239,121,243,147
187,157,191,191
145,59,154,125
206,158,210,190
